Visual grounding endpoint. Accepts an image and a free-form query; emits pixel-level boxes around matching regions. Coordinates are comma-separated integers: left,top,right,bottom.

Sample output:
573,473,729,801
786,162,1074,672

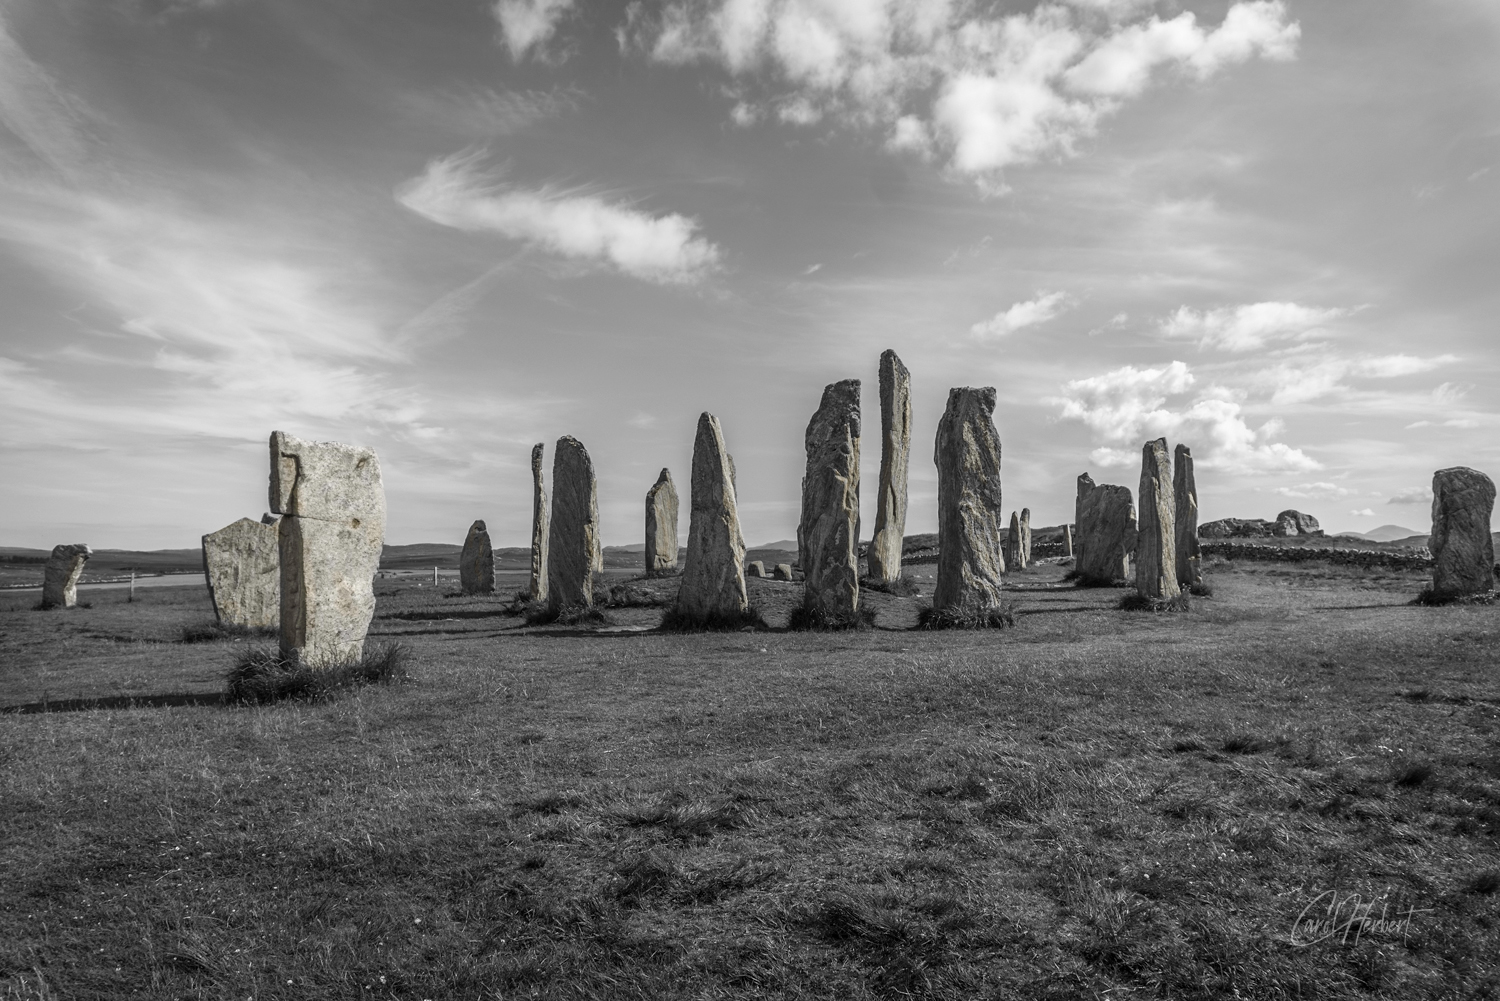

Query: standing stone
868,349,911,583
1020,508,1032,567
546,436,601,611
1063,523,1074,557
1005,511,1022,570
529,443,548,602
747,560,766,578
41,544,91,609
1430,467,1496,598
932,387,1005,615
799,379,862,624
270,431,385,667
460,520,495,595
1075,475,1137,585
645,468,679,575
675,412,749,622
1135,438,1180,601
774,563,794,581
202,518,279,628
1273,509,1322,537
1173,444,1201,587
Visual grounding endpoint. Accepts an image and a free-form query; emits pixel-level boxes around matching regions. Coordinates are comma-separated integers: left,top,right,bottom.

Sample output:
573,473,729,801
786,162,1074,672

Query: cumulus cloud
971,290,1075,338
1349,508,1374,517
1160,301,1348,351
397,151,721,284
1274,482,1352,499
1387,488,1434,506
1256,352,1459,405
615,0,1298,184
1054,360,1320,474
494,0,575,61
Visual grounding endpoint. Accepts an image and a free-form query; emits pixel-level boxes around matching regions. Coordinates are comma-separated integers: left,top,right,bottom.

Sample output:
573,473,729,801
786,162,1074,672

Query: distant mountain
754,540,797,551
1338,524,1422,543
382,543,462,558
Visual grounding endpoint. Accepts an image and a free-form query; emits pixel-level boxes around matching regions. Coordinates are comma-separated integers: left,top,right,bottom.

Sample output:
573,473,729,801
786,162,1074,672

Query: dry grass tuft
656,606,769,632
225,642,408,704
915,603,1016,630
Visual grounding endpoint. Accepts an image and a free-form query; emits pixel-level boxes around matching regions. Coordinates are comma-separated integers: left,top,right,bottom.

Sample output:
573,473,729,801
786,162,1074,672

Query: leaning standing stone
1173,444,1200,587
41,544,91,609
460,520,495,595
931,387,1005,619
1135,438,1180,601
547,436,602,611
270,431,385,667
868,349,911,583
645,468,679,575
798,379,862,625
1429,466,1496,599
674,412,749,624
1075,475,1137,585
529,443,548,603
202,518,279,628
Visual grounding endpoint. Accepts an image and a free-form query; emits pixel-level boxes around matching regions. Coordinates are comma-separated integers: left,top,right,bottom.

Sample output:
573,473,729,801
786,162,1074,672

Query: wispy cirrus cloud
1388,487,1434,505
1160,301,1349,351
397,86,578,138
396,151,722,284
493,0,575,61
972,290,1076,338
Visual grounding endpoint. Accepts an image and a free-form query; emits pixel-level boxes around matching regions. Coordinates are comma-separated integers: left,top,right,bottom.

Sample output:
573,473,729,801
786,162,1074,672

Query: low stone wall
1200,541,1434,571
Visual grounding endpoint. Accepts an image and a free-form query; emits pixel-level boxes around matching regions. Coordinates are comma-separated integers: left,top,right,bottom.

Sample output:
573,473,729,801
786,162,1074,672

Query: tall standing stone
1074,473,1094,570
675,412,749,622
270,431,385,667
932,387,1005,616
460,520,495,595
799,379,862,624
1075,475,1137,585
41,544,90,609
1430,466,1496,598
1020,507,1032,567
645,468,679,575
546,436,601,611
202,518,279,628
529,443,548,602
868,349,911,583
1063,523,1074,557
1135,438,1180,601
1005,511,1022,570
1173,444,1201,587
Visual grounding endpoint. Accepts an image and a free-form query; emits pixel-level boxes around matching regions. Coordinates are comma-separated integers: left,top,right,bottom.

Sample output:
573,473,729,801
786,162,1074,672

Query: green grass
1,562,1498,998
225,642,409,704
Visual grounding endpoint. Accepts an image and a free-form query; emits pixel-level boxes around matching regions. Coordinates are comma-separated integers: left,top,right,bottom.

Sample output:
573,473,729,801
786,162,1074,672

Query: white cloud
1160,301,1348,351
1388,488,1434,505
1406,418,1479,429
1274,482,1352,500
616,1,1298,185
972,290,1076,338
1349,508,1375,517
397,151,721,284
494,0,575,61
1256,352,1459,405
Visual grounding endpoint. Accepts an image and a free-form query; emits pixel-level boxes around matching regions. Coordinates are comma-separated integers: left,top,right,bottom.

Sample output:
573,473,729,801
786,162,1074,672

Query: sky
1,0,1497,550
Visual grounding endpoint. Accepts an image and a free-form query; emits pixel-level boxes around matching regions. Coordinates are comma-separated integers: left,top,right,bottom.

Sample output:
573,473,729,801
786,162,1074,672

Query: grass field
2,556,1498,999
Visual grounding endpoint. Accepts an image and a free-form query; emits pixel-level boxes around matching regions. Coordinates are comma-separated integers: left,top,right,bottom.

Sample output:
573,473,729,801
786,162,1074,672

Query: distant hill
1336,525,1422,543
755,540,797,551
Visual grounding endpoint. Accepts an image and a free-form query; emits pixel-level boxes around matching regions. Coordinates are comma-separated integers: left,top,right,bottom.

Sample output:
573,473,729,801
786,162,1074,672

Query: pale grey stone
530,443,548,602
774,563,794,581
460,519,495,595
42,544,90,609
1020,507,1032,568
1005,510,1022,570
547,436,602,611
1075,474,1137,585
1273,509,1322,536
269,431,384,667
932,387,1005,615
799,379,861,623
645,468,679,575
747,560,766,578
675,412,749,621
1063,523,1074,557
202,518,278,628
1173,444,1201,587
868,349,911,583
1430,466,1495,597
1135,437,1180,600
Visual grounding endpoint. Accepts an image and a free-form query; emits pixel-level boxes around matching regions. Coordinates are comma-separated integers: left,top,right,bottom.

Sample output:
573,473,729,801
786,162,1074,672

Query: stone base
1118,593,1191,612
916,603,1016,629
1414,587,1497,606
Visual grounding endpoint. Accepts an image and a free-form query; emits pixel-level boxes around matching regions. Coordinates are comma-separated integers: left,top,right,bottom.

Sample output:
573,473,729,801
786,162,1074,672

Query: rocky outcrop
460,520,495,595
270,431,385,667
645,468,679,575
675,412,749,622
932,387,1005,615
41,544,91,609
799,379,862,624
202,518,279,628
547,436,601,611
1173,444,1200,587
1274,510,1322,537
868,350,911,583
1429,466,1495,598
1135,438,1179,600
1199,518,1273,539
1075,476,1137,585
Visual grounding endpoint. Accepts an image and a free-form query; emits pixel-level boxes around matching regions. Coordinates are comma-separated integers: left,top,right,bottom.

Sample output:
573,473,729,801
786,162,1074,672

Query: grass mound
180,621,275,643
1117,592,1191,612
1413,586,1497,606
860,576,922,597
226,642,408,704
1187,580,1215,597
915,602,1016,630
605,583,670,608
787,604,877,631
523,603,611,626
1071,574,1130,588
657,606,769,632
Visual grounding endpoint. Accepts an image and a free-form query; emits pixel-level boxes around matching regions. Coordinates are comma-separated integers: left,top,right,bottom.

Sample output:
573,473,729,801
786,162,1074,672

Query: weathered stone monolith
1020,508,1032,567
931,387,1005,617
1005,511,1022,570
546,436,601,611
202,518,279,628
645,468,679,575
1273,510,1322,536
868,349,911,583
1135,438,1180,601
774,563,794,581
529,443,548,602
270,431,385,666
798,379,861,625
747,560,766,578
1075,475,1137,585
1173,444,1200,587
1063,523,1074,557
675,412,749,623
1429,466,1495,599
41,544,91,609
460,520,495,595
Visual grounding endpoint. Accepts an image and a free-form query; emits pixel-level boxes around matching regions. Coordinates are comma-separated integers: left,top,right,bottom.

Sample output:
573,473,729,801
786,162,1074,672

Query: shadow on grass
523,603,612,627
786,605,876,631
915,603,1016,630
1117,593,1191,612
657,607,770,632
860,576,922,598
378,609,513,622
1412,586,1497,606
180,621,277,643
2,692,228,714
226,642,409,704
